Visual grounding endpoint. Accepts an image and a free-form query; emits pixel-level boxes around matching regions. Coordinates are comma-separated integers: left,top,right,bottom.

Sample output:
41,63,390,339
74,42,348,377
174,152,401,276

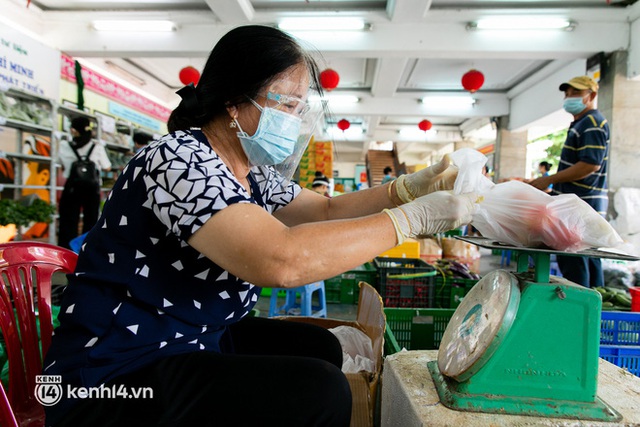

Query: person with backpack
57,116,111,249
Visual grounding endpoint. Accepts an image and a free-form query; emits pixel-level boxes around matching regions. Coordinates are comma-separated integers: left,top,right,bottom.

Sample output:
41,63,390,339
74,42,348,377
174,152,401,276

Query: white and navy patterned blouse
43,129,301,421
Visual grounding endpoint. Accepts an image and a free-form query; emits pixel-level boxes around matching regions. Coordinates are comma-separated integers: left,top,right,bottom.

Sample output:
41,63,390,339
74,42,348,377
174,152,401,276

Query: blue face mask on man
235,99,302,166
563,96,587,115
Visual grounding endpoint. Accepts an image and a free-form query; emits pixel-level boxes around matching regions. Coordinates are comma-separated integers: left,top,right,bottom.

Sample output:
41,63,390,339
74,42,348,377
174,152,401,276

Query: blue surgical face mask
235,100,302,166
563,96,587,115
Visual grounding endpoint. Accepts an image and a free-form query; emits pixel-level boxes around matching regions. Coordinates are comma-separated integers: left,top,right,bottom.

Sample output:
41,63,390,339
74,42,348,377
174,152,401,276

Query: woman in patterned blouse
44,25,476,427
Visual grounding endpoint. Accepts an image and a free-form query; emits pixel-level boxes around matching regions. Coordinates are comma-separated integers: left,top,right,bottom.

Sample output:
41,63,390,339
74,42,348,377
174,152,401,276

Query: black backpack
67,143,100,191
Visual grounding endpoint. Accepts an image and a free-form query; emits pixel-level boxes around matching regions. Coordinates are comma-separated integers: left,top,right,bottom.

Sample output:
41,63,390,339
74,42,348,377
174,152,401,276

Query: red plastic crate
374,257,436,308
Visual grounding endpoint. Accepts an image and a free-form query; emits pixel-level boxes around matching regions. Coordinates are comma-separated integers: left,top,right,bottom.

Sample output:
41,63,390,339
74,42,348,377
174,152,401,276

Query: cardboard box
279,282,385,427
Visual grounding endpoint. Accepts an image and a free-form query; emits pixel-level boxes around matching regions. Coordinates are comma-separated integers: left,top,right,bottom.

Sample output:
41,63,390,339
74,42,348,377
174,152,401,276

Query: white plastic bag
329,325,375,374
449,148,623,252
611,187,640,235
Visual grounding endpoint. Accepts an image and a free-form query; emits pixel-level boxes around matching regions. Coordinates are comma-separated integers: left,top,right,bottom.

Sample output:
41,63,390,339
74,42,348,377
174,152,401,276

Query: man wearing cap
530,75,610,288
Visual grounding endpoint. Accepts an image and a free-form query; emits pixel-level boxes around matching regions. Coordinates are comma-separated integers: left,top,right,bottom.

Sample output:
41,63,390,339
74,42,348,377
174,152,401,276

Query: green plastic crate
324,263,378,304
325,276,343,304
433,276,478,309
384,308,456,355
261,263,377,305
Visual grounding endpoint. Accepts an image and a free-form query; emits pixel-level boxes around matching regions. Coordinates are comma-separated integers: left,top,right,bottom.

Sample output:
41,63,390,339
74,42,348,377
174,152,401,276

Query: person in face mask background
529,75,610,288
43,25,476,427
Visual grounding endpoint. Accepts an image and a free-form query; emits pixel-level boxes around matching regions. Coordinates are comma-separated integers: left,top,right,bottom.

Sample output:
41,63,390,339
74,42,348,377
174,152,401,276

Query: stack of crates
298,139,333,190
433,276,478,309
324,263,378,304
599,311,640,377
384,308,456,355
374,257,437,308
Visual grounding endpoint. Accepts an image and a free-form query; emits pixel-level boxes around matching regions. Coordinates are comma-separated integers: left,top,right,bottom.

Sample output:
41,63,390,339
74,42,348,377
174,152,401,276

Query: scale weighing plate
427,237,640,421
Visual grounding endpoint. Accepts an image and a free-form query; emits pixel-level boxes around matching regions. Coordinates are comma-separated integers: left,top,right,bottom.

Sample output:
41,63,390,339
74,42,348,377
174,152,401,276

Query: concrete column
598,50,640,190
494,116,528,182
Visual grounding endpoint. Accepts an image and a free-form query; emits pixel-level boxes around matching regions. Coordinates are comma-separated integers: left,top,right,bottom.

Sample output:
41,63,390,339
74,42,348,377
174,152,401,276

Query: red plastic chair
0,242,77,427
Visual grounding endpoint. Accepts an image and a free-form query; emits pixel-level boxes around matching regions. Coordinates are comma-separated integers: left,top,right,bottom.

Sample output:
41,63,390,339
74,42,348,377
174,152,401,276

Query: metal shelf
0,117,54,136
56,104,96,120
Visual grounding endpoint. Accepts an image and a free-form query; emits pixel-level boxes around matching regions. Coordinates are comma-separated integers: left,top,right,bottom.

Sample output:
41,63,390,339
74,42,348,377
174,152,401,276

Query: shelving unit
0,87,58,243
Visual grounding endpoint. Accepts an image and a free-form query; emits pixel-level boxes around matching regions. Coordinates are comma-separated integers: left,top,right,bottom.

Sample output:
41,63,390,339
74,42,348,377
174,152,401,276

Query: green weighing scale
427,236,640,422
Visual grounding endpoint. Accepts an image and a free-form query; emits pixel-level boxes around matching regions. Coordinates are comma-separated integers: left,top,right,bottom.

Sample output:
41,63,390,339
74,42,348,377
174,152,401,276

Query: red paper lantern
337,119,350,131
418,119,432,132
179,66,201,86
461,69,484,93
320,69,340,91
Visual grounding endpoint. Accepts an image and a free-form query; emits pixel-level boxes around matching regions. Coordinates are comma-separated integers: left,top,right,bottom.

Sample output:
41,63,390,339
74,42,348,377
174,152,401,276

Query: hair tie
176,84,204,118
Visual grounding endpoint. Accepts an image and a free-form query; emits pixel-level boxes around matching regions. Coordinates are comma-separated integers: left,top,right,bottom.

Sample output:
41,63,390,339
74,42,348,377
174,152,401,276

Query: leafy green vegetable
0,198,55,226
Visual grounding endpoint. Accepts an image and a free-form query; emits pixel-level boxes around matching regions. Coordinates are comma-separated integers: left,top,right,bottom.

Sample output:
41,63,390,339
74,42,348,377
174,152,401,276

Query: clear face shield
272,94,322,189
241,77,323,189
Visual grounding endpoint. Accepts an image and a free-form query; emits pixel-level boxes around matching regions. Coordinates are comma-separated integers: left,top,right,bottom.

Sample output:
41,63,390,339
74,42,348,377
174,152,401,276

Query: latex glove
395,155,458,204
384,191,477,244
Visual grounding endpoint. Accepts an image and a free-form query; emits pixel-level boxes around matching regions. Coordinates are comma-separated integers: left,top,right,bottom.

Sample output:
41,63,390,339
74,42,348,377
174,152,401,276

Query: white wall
628,2,640,79
333,161,363,178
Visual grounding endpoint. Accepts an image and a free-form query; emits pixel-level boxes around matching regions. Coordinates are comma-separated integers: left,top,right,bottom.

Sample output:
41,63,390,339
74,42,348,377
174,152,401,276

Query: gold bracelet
387,180,399,207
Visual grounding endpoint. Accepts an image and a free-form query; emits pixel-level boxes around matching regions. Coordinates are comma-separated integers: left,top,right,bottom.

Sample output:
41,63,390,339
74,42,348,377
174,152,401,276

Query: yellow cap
559,76,599,93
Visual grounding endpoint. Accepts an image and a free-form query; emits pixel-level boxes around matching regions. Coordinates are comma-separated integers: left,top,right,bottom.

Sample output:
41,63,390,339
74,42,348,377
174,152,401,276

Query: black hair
539,161,552,172
133,132,152,146
383,166,392,175
70,116,92,147
168,25,323,132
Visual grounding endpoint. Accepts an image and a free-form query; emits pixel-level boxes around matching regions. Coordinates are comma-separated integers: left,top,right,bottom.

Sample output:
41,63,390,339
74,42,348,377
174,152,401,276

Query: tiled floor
254,248,513,321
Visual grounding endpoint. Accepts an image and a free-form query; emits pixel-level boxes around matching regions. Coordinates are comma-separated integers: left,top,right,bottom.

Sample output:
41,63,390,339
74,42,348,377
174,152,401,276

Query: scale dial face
437,270,520,381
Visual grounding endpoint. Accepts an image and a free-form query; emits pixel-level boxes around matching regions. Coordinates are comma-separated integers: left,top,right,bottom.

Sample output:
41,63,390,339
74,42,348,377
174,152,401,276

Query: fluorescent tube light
93,20,176,32
308,95,360,105
278,17,367,32
421,96,476,108
470,17,573,31
399,128,437,138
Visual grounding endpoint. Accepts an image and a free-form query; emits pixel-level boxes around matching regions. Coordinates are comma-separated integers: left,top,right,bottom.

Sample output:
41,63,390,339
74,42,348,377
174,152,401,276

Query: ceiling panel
402,58,550,91
7,0,635,164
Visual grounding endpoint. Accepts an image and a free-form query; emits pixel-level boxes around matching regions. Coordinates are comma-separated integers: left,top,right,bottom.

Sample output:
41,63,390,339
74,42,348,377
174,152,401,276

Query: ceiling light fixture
421,96,476,109
278,17,368,32
468,17,574,31
308,95,360,105
399,128,438,138
92,20,176,32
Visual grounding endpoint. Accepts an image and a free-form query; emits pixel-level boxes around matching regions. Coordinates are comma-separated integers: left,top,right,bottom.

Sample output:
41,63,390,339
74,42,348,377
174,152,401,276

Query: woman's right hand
384,191,477,244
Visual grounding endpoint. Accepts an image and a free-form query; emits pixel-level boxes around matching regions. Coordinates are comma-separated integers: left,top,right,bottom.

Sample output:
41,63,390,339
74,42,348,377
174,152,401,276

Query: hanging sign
61,55,171,123
0,25,60,99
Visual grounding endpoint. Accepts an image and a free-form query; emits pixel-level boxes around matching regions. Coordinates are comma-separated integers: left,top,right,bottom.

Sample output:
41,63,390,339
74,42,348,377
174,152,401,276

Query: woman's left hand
394,155,458,203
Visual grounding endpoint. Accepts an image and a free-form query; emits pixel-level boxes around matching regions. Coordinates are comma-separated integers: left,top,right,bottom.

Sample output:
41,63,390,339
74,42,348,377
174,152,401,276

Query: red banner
61,54,171,122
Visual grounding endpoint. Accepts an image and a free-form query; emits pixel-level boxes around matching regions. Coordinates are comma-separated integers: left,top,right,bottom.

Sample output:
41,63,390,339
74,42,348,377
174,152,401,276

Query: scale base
427,361,622,422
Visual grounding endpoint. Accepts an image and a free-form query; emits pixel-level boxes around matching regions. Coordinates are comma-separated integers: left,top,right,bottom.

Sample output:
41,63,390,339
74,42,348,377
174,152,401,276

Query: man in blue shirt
530,75,610,288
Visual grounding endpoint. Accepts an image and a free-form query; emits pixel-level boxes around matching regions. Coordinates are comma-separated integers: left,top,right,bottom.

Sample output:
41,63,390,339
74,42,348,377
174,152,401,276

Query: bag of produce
449,148,623,252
